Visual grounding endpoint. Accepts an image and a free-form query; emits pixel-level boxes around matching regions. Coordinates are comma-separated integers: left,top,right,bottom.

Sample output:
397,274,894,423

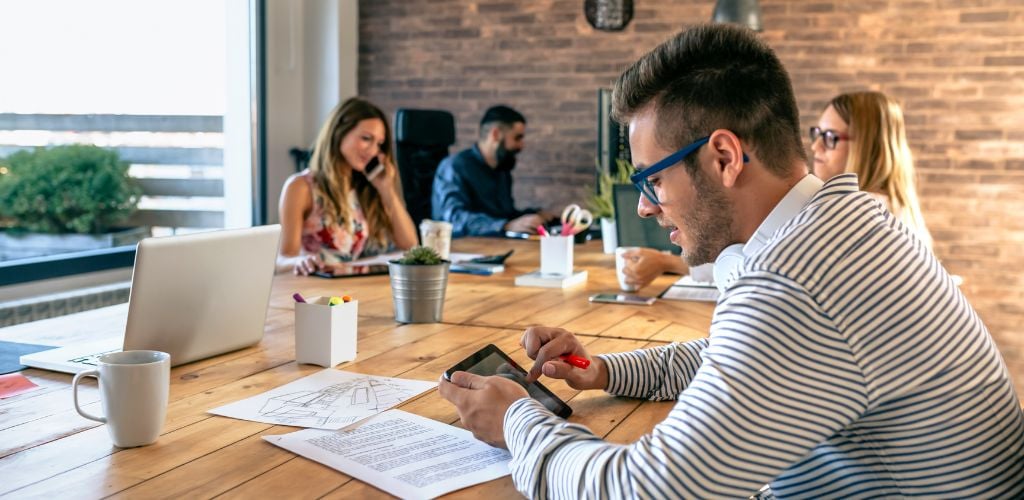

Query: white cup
72,350,170,448
541,235,574,276
615,246,641,292
419,219,453,260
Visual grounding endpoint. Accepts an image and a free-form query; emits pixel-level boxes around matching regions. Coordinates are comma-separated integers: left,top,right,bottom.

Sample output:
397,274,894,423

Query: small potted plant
0,144,146,259
387,246,450,323
587,158,633,254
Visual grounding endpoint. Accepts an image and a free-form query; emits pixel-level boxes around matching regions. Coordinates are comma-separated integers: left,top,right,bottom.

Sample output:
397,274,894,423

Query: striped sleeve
504,273,870,498
597,338,708,400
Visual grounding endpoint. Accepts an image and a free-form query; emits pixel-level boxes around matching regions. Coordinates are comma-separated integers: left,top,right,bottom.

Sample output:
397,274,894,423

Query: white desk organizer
540,235,574,276
294,296,357,367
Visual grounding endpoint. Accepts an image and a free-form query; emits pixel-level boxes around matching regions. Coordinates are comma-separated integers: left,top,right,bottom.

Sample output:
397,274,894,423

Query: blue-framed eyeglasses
629,136,748,205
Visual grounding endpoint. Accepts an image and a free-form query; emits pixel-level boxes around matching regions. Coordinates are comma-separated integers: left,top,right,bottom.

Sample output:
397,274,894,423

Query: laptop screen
612,184,681,254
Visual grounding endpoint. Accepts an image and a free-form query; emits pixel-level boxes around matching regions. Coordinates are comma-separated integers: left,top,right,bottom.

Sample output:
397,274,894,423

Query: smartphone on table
589,293,656,306
444,344,572,418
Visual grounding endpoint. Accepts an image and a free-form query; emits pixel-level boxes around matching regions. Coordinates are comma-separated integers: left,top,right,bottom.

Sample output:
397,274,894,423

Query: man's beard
677,167,735,267
495,142,518,171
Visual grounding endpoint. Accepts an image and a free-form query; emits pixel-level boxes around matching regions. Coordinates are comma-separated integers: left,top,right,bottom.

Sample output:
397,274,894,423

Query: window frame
0,0,266,288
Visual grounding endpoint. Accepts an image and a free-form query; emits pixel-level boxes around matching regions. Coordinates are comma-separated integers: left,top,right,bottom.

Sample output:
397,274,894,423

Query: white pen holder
294,296,358,368
540,235,574,277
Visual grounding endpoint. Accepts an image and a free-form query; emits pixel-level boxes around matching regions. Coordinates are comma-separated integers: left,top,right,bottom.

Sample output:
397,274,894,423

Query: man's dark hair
612,24,805,176
479,105,526,138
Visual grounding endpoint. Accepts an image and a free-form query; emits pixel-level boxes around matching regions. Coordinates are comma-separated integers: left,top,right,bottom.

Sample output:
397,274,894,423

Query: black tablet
444,344,572,418
312,264,390,279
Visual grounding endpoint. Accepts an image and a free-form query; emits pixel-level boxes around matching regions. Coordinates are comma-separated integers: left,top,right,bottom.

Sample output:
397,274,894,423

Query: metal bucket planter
387,261,450,323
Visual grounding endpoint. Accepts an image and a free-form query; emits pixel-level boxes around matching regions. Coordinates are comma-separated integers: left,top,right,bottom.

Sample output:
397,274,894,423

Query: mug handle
72,369,106,423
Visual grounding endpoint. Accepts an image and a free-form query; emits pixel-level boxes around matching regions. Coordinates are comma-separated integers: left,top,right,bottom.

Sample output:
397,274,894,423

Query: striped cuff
504,397,552,449
501,395,552,467
597,351,656,398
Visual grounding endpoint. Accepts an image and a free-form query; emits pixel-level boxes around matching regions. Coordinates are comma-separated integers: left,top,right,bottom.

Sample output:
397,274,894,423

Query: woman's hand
293,254,323,276
621,247,688,289
368,154,417,249
367,154,400,198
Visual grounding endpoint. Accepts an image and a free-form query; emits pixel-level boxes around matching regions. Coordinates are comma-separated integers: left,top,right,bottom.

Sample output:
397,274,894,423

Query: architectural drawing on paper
258,376,416,427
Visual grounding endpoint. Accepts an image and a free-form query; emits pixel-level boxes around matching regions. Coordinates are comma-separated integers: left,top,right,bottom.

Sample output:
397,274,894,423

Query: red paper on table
0,372,41,399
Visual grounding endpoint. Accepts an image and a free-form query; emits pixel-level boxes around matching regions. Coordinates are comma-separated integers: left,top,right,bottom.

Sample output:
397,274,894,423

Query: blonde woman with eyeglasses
811,91,932,248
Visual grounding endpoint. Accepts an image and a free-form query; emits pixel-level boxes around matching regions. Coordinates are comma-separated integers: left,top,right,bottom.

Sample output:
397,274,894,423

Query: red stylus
559,354,591,369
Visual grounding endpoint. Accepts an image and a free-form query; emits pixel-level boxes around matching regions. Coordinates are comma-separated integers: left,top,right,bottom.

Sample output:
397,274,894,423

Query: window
0,0,264,286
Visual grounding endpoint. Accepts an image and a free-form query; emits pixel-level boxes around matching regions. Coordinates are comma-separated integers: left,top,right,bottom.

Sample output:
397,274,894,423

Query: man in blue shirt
432,105,549,237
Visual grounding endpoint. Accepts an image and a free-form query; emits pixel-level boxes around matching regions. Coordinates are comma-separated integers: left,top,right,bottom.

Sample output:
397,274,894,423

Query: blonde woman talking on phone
277,97,416,275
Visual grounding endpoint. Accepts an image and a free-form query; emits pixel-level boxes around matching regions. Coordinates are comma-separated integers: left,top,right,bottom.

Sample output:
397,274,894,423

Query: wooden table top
0,237,713,498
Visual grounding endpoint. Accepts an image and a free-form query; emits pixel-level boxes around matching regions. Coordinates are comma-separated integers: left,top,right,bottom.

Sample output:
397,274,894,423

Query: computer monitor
612,184,680,254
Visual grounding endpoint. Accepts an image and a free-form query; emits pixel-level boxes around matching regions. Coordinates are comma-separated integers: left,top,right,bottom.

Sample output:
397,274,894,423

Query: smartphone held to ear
364,157,384,181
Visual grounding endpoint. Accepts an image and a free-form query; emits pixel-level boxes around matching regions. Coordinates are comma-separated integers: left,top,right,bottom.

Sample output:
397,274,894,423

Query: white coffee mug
419,219,453,260
72,350,170,448
615,246,641,292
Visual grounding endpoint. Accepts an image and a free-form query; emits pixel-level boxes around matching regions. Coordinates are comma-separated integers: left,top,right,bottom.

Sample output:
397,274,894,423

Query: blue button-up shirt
431,144,536,237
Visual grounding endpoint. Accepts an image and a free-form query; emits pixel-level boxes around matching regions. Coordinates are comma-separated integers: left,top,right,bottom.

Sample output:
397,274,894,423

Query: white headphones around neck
710,175,825,295
713,244,746,294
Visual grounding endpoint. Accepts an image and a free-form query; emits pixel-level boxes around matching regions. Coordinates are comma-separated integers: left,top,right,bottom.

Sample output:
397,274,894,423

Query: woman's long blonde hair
308,97,395,248
829,91,931,246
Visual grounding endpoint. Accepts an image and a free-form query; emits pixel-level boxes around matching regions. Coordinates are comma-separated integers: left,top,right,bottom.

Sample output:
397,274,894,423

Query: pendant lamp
711,0,763,31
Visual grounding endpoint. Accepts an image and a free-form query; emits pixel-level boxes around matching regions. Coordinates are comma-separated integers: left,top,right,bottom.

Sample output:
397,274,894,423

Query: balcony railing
0,113,225,231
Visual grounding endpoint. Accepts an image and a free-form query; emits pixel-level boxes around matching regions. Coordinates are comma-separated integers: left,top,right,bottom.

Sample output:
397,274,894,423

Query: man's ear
708,130,745,188
489,125,503,143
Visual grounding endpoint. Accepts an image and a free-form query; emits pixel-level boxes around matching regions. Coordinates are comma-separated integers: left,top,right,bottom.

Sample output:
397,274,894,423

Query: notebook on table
20,225,281,374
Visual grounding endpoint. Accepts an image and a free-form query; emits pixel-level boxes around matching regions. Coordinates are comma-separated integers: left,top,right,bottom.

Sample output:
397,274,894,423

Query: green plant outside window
0,145,142,234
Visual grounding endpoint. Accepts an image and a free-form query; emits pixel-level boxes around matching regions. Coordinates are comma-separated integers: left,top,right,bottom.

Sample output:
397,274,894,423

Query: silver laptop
20,225,281,374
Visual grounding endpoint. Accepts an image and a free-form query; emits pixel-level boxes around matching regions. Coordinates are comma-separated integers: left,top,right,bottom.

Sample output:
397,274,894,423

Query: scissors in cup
560,204,593,236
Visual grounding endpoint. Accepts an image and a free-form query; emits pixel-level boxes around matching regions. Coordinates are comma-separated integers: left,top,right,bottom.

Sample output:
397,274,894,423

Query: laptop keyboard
69,349,121,366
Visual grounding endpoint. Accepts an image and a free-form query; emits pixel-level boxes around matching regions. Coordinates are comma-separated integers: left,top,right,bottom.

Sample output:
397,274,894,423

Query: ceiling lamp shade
585,0,633,31
711,0,763,31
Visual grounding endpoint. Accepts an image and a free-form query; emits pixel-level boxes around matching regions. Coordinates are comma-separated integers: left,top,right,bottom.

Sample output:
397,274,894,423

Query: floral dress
298,172,385,265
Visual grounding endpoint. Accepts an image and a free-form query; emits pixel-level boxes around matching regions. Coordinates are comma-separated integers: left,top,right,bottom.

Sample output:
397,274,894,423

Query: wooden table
0,238,713,498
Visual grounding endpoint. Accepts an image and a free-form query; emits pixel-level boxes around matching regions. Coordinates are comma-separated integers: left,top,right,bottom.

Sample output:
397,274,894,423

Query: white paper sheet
349,252,403,266
209,369,436,429
264,409,511,499
660,275,720,302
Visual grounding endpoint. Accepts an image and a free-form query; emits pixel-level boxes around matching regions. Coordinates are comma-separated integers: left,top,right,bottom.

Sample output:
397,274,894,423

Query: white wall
264,0,359,223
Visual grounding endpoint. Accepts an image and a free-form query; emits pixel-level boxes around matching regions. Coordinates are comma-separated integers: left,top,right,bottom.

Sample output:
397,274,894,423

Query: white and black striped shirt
504,174,1024,498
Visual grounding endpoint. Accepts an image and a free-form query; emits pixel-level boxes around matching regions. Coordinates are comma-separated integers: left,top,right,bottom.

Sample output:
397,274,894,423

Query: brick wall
359,0,1024,396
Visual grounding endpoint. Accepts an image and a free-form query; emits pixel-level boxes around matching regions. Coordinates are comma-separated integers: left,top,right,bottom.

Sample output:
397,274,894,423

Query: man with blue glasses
440,24,1024,499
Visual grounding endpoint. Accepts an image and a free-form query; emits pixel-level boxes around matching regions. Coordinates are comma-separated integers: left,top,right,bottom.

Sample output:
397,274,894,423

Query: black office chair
289,147,312,172
394,108,456,228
